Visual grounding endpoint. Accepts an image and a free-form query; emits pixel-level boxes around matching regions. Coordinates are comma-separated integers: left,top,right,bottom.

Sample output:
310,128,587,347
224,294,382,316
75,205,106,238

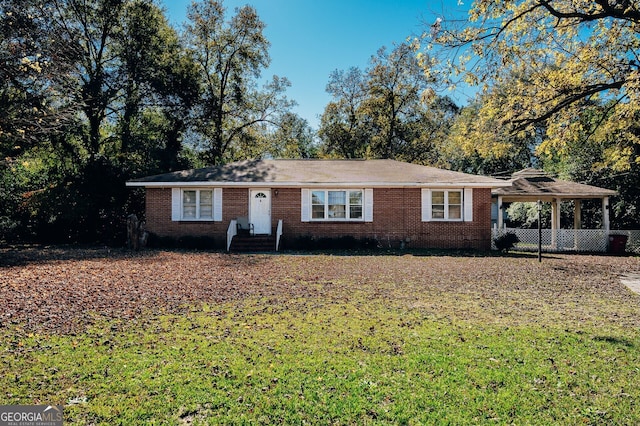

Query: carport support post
537,200,542,262
574,200,582,230
602,197,610,231
574,200,581,249
602,196,610,252
551,198,561,248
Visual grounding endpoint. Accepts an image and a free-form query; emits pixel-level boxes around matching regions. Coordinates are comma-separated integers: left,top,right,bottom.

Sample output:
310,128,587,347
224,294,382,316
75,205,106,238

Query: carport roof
492,168,617,200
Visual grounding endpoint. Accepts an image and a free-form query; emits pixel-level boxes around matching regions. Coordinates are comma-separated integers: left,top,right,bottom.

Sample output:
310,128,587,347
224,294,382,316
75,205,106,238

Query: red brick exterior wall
145,188,248,239
145,187,493,250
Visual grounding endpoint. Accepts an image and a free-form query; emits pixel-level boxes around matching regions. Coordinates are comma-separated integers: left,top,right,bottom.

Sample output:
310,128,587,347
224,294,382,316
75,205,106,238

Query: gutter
126,181,512,189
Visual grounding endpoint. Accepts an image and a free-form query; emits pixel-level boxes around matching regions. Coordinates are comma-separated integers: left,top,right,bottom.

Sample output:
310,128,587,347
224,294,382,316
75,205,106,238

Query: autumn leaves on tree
425,0,640,172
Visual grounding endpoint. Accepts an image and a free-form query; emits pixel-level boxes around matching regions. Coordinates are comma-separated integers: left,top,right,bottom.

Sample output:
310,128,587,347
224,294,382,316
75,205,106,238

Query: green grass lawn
1,248,639,424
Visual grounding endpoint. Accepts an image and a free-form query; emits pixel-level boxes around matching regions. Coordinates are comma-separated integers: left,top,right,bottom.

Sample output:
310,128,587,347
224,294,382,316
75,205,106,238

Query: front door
250,189,271,235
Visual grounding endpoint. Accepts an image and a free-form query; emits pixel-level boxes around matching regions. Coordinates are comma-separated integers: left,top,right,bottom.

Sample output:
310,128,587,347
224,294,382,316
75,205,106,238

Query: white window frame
310,189,364,222
422,188,473,222
182,189,214,220
172,188,222,222
431,190,462,221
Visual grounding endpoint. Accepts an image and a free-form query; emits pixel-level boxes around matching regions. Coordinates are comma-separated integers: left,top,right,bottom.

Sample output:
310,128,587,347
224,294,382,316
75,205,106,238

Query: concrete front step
230,235,277,252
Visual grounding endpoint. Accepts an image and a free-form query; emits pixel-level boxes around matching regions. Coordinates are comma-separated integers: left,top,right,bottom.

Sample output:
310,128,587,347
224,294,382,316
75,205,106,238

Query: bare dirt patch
1,246,639,334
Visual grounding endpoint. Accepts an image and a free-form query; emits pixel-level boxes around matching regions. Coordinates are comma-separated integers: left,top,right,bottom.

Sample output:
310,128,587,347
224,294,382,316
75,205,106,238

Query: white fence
492,228,640,254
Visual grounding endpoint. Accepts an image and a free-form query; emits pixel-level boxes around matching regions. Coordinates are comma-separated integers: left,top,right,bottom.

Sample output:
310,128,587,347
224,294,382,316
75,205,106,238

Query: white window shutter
171,188,181,221
301,188,310,222
464,188,473,222
421,189,431,222
213,188,223,221
364,188,373,222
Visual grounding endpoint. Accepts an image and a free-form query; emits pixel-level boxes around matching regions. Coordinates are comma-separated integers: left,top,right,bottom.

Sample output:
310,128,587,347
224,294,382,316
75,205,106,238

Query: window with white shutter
302,188,372,222
422,188,471,222
171,188,222,221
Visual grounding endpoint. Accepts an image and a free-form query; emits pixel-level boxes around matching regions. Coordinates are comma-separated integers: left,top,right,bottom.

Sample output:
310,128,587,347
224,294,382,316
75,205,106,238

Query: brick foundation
145,187,493,250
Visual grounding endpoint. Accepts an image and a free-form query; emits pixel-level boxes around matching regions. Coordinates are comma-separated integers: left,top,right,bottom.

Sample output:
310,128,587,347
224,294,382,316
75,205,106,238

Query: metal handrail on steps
227,219,237,252
276,219,283,251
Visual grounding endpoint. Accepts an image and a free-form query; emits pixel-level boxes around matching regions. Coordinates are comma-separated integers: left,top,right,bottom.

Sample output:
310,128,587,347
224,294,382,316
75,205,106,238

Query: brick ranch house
126,159,511,250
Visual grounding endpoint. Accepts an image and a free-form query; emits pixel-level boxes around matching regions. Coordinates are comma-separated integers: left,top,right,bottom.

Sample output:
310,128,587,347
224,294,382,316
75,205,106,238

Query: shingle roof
126,159,510,188
493,169,617,199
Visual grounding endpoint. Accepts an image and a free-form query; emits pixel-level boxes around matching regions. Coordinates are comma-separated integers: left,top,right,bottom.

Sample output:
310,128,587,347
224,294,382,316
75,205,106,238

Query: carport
492,169,619,251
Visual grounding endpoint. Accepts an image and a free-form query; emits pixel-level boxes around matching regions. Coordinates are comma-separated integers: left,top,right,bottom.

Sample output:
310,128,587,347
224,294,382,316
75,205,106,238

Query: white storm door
250,189,272,234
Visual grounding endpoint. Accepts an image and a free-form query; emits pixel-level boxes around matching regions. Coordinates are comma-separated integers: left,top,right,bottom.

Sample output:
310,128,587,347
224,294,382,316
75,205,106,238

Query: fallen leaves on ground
1,246,639,334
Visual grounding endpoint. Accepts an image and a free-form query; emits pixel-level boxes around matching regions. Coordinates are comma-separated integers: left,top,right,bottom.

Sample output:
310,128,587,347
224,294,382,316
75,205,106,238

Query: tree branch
539,0,640,22
512,80,626,129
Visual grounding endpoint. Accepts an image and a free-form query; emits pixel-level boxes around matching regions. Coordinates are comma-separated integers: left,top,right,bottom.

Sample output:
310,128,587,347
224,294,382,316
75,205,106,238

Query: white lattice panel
492,229,640,253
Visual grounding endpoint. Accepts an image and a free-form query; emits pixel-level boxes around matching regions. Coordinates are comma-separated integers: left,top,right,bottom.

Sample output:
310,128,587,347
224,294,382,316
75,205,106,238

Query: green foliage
184,0,296,165
1,0,306,245
422,2,640,228
0,154,59,242
0,0,205,245
15,158,138,244
505,202,553,229
0,164,21,242
493,232,520,252
318,43,455,163
537,103,640,229
318,67,370,158
0,0,79,160
266,113,318,159
438,98,537,175
228,112,318,161
425,0,640,170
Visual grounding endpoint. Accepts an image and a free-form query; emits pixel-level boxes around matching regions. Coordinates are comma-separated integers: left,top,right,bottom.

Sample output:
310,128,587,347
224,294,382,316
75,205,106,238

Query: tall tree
318,67,370,158
265,113,318,159
0,0,79,162
365,43,433,159
542,101,640,228
426,0,640,169
438,85,540,175
39,0,194,167
184,0,294,165
2,0,201,243
319,42,452,163
48,0,127,161
115,0,199,173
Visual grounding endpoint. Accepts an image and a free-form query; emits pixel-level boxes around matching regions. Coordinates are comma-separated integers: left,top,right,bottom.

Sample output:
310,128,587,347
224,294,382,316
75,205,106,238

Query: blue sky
161,0,471,129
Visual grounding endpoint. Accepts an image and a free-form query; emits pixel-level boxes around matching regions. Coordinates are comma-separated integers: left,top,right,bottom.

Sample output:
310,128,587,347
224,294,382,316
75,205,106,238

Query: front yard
1,247,639,424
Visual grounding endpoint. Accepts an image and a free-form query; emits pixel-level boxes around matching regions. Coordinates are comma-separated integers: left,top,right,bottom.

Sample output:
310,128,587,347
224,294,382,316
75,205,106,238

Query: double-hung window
422,188,472,222
181,189,213,220
171,188,222,222
431,190,462,220
311,190,363,221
